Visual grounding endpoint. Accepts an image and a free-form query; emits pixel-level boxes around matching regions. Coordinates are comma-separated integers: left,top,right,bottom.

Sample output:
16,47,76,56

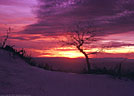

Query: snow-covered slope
0,49,134,96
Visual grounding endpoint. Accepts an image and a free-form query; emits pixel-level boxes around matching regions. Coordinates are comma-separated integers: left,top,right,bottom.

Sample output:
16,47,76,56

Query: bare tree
62,23,100,73
1,27,11,48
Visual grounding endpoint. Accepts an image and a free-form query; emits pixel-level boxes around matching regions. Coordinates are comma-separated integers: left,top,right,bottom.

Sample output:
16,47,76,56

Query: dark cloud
9,36,27,40
105,41,134,48
9,36,41,40
21,0,134,36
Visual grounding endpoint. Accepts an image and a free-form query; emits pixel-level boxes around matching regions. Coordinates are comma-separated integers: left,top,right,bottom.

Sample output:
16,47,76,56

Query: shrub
1,44,37,66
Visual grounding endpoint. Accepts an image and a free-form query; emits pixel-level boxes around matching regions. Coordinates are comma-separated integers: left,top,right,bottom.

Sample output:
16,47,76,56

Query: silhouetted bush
0,44,56,71
88,66,134,80
1,44,37,66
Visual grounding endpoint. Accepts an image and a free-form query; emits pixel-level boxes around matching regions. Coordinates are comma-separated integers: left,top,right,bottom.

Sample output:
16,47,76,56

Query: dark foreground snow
0,50,134,96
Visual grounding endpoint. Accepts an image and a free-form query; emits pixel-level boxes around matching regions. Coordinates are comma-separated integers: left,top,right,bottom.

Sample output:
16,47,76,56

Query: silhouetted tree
2,27,11,48
62,23,101,73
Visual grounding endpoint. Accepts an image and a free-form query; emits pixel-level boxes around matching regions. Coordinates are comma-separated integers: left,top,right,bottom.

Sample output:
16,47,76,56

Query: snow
0,49,134,96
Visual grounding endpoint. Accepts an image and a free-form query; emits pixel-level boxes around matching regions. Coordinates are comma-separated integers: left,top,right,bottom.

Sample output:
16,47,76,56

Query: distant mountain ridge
34,57,134,73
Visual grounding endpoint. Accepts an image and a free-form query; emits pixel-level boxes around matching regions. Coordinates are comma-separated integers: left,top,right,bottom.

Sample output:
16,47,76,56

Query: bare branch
60,22,101,73
2,27,11,48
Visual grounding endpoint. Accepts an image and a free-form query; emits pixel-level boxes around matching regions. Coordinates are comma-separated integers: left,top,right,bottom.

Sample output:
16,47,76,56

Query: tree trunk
84,53,91,73
77,46,91,73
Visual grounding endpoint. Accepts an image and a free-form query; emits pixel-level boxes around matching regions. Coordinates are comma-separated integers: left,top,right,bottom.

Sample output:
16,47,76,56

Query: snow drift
0,49,134,96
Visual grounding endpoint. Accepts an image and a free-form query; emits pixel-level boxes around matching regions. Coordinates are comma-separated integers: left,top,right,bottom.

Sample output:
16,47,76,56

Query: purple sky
23,0,134,35
0,0,134,58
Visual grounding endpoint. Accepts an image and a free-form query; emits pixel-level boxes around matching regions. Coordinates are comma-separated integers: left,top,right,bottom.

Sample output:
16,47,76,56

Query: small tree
1,27,11,48
62,23,100,73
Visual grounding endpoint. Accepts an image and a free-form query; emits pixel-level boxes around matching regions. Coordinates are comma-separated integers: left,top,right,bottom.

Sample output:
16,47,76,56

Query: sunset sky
0,0,134,58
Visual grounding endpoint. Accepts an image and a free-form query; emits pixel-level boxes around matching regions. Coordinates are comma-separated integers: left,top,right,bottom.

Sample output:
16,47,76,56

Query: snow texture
0,49,134,96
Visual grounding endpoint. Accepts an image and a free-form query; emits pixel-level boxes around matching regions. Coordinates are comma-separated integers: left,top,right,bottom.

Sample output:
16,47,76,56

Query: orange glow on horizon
40,51,84,58
105,46,134,53
28,45,134,59
33,47,85,58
